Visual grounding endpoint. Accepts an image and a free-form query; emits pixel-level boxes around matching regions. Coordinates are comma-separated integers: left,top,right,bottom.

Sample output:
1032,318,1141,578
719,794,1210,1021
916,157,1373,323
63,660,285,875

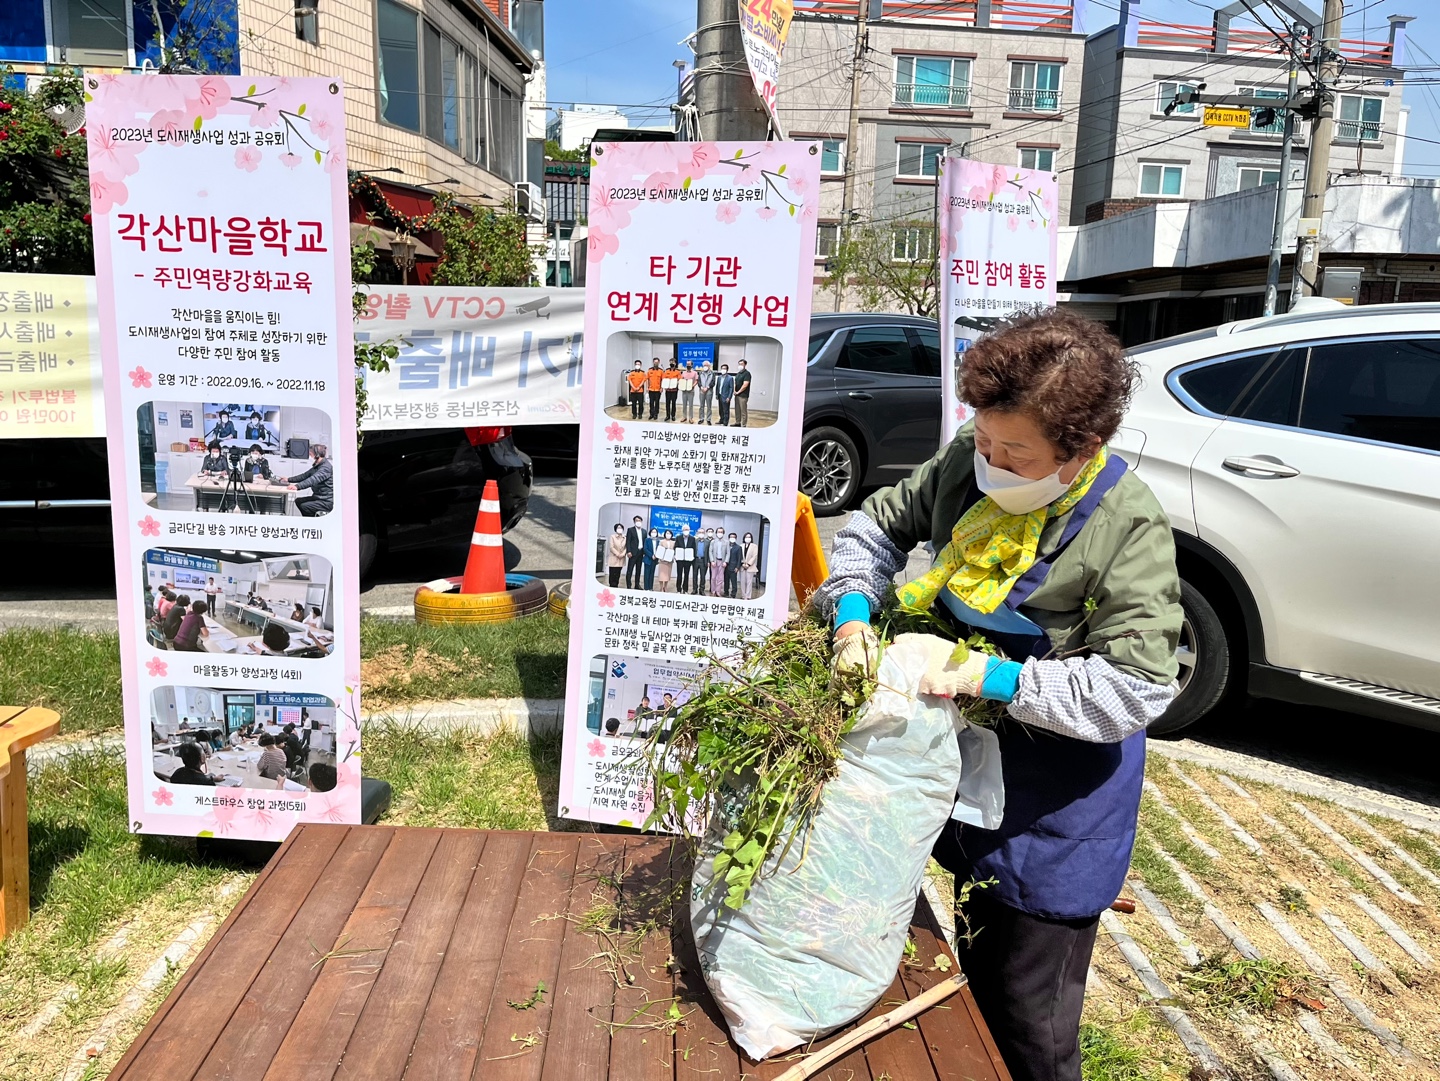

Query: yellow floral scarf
897,447,1110,615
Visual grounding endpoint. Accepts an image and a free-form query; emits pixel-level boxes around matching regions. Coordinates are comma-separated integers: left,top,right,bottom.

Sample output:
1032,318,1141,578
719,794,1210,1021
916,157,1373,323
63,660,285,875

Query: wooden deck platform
108,825,1011,1081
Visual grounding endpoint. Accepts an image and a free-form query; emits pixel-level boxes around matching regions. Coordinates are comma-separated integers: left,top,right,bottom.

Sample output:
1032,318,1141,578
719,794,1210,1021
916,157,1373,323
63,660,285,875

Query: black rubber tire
799,425,861,516
1148,578,1232,737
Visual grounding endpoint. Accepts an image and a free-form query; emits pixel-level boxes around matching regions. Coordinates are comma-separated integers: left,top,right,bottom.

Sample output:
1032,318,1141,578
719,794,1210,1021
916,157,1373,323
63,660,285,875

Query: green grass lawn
0,616,571,736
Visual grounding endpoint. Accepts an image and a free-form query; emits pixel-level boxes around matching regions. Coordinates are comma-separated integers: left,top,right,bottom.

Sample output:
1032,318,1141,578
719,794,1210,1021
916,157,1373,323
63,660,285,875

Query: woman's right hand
831,621,879,679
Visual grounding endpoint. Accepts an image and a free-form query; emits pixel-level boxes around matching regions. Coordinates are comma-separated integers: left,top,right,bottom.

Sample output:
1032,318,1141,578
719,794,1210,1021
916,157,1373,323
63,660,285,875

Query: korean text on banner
738,0,794,126
85,74,361,840
358,286,583,428
938,157,1058,442
558,140,821,826
0,273,102,437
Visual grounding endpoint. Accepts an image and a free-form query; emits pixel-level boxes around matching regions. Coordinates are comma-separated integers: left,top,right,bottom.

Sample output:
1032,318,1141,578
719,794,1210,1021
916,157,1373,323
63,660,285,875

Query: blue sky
542,0,1440,177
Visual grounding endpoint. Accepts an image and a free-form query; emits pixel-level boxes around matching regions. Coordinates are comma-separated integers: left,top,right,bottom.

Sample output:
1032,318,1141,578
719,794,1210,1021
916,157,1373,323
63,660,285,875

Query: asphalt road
2,470,1438,818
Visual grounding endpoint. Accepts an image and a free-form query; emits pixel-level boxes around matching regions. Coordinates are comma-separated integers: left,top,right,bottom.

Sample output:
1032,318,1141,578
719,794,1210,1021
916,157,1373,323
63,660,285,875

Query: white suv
1117,300,1440,735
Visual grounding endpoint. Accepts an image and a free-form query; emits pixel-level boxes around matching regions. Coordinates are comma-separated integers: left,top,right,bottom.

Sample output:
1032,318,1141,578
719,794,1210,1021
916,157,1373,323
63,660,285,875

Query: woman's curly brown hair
958,309,1139,461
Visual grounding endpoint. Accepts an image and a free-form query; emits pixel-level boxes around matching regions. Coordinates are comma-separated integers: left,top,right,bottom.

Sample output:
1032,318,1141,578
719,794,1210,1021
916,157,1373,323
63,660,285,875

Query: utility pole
833,2,870,312
1263,27,1302,317
693,0,769,141
1293,0,1343,303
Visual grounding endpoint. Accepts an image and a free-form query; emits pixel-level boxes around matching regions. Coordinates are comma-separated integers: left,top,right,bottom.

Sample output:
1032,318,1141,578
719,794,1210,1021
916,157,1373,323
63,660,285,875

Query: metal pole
1293,0,1343,304
1263,32,1301,317
694,0,769,141
833,3,870,312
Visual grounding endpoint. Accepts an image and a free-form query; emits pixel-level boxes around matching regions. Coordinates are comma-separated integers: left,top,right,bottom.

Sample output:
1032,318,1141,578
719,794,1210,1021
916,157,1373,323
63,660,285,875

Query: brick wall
1083,198,1186,222
238,0,517,206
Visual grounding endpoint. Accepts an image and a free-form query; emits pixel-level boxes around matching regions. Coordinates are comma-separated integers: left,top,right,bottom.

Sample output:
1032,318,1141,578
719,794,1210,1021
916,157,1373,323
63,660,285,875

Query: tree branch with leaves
826,219,939,318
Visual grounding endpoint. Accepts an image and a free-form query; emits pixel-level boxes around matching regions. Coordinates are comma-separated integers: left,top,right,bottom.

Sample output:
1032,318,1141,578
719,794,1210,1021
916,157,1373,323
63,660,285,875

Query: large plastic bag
689,636,972,1061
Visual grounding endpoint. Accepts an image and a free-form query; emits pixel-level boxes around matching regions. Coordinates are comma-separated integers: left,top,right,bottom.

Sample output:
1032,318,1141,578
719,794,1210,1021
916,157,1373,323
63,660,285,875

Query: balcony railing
1007,88,1061,112
1337,119,1381,142
1134,20,1395,65
894,83,972,108
794,0,1074,33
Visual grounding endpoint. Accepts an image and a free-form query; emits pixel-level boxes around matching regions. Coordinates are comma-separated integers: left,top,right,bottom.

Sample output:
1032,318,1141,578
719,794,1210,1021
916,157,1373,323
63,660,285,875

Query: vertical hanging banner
85,74,360,839
939,157,1058,442
558,140,821,826
738,0,795,128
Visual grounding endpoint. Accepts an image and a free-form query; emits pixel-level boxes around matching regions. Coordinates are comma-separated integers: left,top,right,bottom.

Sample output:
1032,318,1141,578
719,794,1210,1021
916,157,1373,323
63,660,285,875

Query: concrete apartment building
776,0,1087,302
1073,0,1414,223
0,0,546,221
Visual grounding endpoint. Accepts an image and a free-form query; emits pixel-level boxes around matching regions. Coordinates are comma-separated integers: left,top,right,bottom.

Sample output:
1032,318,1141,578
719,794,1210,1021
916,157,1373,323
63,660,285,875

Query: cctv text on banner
738,0,795,126
85,74,361,840
939,157,1058,442
357,285,583,427
557,140,821,826
0,273,102,437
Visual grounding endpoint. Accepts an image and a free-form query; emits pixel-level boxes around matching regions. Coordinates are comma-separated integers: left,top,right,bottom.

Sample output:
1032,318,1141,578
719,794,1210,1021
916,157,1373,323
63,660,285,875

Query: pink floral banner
85,74,361,841
938,157,1059,440
558,140,821,826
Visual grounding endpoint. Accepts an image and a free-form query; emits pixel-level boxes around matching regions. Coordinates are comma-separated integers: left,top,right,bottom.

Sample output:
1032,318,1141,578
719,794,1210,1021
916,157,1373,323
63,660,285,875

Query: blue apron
931,455,1147,921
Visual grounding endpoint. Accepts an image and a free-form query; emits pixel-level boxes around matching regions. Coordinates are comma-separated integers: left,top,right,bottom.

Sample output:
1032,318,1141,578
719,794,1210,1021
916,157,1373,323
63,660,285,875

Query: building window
817,223,839,260
1237,166,1281,189
895,55,971,108
1139,163,1185,196
1238,86,1287,134
1019,147,1055,171
54,0,130,65
1156,80,1197,116
892,226,933,262
821,139,845,175
375,0,518,172
295,0,319,44
377,0,421,133
1338,95,1383,141
1008,62,1061,112
896,142,945,179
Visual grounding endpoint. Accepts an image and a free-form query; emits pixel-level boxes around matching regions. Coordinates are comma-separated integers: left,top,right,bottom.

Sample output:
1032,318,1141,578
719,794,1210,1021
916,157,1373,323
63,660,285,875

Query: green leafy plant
428,197,539,288
351,239,400,439
506,980,546,1010
1179,955,1324,1015
0,72,92,275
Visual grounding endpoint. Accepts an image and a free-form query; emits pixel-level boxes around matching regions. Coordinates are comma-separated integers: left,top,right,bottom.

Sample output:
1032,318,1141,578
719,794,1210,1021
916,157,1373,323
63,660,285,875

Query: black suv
0,427,532,578
801,313,943,515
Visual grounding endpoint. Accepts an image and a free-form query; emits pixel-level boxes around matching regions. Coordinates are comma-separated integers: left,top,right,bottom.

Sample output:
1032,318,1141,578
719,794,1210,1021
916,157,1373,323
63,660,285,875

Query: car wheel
1148,578,1231,737
800,426,861,516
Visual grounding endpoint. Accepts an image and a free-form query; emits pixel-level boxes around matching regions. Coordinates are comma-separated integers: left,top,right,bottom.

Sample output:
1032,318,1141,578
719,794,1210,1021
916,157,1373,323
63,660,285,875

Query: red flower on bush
82,213,91,224
0,102,11,112
54,147,64,158
0,132,8,142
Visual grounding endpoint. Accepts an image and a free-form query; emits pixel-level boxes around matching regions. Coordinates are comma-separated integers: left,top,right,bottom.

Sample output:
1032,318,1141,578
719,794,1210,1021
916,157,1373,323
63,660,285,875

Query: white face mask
973,450,1071,514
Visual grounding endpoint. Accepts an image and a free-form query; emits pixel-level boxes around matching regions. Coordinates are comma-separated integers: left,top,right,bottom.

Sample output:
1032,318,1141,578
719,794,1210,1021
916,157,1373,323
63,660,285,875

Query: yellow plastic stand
792,493,829,608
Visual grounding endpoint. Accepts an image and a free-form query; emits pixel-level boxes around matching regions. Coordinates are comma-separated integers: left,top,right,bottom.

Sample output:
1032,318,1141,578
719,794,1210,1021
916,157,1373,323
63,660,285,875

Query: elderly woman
816,310,1182,1081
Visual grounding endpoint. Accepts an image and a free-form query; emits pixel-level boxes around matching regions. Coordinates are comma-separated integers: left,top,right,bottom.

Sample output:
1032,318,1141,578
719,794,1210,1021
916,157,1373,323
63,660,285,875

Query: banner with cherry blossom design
557,140,821,826
939,156,1058,441
85,74,361,840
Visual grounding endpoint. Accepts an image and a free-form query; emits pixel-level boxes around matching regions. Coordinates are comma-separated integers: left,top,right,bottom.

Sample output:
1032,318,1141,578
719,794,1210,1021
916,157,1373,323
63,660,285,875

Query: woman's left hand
896,633,989,698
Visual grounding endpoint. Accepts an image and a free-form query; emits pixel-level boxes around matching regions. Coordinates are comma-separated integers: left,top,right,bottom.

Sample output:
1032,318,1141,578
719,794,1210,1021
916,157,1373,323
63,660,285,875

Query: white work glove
895,633,989,698
831,622,879,680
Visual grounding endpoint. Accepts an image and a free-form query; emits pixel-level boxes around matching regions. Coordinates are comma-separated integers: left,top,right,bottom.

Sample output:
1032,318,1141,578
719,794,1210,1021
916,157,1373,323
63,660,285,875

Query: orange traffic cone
460,480,506,594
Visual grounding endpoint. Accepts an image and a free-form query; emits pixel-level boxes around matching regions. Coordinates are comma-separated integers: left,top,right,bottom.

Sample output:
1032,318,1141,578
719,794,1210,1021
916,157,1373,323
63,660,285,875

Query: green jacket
861,428,1182,686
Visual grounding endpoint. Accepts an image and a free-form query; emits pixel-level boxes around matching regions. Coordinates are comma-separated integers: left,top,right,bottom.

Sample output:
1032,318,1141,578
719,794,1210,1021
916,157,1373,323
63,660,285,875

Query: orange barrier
460,479,506,595
792,492,829,608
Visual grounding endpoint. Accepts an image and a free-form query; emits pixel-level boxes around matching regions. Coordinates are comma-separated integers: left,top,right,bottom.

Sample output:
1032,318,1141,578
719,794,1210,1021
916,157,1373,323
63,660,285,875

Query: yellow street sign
1204,106,1252,129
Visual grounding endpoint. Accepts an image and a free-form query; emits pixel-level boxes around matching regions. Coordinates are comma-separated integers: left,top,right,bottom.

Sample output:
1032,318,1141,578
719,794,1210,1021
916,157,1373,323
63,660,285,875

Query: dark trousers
625,554,643,590
665,389,678,421
723,565,738,597
952,887,1098,1081
647,389,661,419
608,566,622,588
296,496,331,517
718,397,731,425
693,559,707,594
629,390,644,418
676,561,691,592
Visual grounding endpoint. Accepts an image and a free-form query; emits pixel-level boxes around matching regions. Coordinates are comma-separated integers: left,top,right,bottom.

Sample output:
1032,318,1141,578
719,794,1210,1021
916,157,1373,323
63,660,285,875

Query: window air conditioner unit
514,181,545,223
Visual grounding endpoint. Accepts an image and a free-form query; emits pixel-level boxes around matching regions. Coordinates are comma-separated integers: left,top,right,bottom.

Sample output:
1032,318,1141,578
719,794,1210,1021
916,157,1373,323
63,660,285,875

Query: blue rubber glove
981,658,1022,703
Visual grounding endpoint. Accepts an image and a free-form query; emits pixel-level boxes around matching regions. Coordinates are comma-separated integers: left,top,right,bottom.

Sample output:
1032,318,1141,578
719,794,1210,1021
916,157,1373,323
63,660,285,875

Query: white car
1117,300,1440,735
